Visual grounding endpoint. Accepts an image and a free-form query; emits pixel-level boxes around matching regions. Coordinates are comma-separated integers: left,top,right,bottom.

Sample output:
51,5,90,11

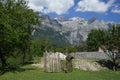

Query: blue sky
28,0,120,23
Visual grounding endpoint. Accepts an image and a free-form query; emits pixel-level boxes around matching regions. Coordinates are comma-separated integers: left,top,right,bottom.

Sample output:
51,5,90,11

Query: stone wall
72,52,108,59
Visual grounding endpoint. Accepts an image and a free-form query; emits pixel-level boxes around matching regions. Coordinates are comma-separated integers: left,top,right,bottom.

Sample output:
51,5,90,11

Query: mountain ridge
33,13,113,46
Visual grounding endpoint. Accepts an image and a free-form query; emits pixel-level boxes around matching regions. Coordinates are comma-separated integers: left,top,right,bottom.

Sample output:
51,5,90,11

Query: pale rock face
49,52,66,60
34,13,113,46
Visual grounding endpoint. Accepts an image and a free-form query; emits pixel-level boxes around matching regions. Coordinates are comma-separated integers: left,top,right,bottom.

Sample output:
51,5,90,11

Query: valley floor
0,65,120,80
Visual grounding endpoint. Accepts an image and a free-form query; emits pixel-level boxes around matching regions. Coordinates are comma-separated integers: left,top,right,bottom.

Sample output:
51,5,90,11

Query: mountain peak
55,16,69,22
88,17,98,24
36,14,113,45
69,17,86,22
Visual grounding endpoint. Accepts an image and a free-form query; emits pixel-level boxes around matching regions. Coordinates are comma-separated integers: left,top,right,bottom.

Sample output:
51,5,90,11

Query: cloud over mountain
111,4,120,14
27,0,74,15
76,0,114,13
27,0,120,22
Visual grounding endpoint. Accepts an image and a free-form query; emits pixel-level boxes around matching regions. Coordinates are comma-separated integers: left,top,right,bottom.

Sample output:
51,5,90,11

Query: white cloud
76,0,115,13
112,9,120,14
111,5,120,14
27,0,74,15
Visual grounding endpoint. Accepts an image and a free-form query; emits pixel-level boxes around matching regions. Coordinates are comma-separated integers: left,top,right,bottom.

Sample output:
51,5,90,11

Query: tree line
86,25,120,71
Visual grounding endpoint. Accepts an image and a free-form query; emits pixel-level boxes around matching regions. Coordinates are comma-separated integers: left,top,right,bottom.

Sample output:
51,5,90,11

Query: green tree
87,24,120,71
31,37,52,57
0,0,39,67
101,25,120,71
87,29,106,51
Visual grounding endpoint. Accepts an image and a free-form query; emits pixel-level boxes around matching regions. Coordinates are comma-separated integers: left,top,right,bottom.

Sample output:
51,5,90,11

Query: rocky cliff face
60,17,110,41
33,13,113,46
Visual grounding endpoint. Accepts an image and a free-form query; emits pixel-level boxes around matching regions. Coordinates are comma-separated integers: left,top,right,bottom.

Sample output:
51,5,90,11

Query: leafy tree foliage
101,25,120,71
31,37,52,57
86,29,106,51
0,0,39,67
87,24,120,71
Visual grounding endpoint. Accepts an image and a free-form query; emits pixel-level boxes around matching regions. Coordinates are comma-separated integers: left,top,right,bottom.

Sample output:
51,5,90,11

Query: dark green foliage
0,0,39,68
33,27,68,48
54,44,85,54
31,37,52,57
101,25,120,71
87,24,120,71
87,29,106,51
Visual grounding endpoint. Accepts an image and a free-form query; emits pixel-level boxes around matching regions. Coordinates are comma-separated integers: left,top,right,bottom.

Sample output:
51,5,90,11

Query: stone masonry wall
72,52,108,59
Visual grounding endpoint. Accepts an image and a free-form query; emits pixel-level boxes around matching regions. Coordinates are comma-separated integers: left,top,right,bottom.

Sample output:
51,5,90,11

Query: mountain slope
33,13,113,46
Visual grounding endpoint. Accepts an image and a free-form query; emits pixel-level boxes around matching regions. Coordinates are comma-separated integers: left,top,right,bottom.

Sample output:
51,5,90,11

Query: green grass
0,65,120,80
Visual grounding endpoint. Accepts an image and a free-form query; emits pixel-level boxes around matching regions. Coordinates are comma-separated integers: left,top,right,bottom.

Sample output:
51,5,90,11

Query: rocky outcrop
33,13,113,46
74,59,103,71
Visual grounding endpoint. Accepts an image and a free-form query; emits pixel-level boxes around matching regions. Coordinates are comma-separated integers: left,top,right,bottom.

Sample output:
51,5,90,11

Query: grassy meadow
0,65,120,80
